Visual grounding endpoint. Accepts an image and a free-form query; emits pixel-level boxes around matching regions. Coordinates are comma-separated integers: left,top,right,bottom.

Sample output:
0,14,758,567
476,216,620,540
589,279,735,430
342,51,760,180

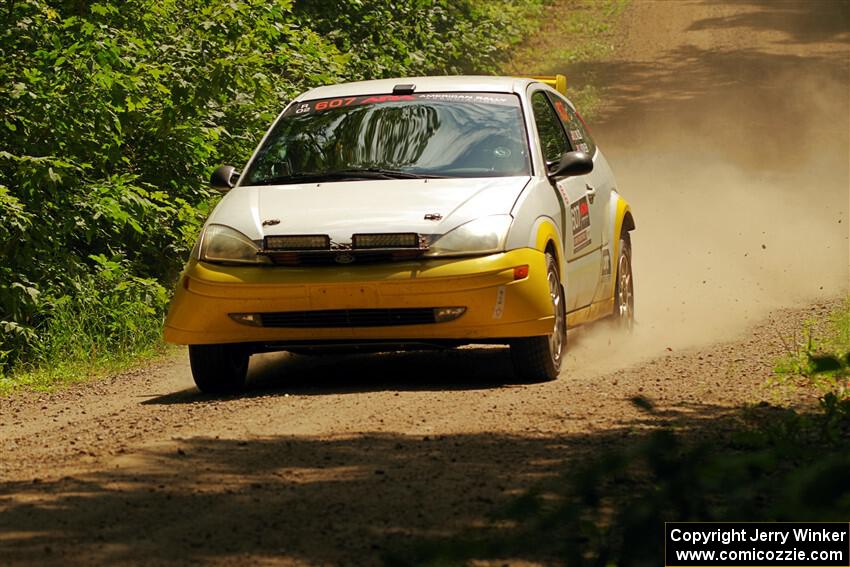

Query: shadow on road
692,0,849,45
561,0,848,174
144,346,523,405
3,397,846,565
0,400,753,566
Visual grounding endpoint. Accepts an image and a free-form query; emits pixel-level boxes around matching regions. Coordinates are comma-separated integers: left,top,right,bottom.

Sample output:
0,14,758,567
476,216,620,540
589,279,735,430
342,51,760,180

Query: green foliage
293,0,544,79
0,253,169,392
503,0,628,116
0,0,543,385
775,299,850,399
35,254,169,364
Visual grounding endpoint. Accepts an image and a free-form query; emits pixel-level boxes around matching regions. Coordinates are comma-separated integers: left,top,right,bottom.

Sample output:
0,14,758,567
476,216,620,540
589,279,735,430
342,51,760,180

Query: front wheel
188,344,250,394
509,252,566,383
613,232,635,331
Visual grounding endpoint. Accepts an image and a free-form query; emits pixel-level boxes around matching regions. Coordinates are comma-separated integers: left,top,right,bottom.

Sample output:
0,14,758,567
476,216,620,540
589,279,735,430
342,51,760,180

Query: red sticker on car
570,195,592,253
285,92,520,116
554,100,570,121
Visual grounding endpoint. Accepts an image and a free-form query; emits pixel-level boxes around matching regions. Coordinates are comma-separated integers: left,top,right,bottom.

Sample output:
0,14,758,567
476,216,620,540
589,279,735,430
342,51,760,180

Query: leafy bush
0,0,543,382
35,254,169,366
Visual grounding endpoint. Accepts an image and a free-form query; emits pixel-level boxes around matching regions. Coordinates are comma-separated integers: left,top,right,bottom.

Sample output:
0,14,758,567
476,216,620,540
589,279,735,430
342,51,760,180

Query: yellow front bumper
163,248,554,345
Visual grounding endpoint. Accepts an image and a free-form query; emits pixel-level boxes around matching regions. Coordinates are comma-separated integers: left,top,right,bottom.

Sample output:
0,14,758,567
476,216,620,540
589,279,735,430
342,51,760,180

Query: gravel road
1,1,847,565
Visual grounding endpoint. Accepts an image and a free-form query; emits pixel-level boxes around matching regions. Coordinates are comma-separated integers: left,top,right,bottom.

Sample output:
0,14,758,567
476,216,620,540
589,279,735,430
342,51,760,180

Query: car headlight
199,224,270,265
425,215,513,257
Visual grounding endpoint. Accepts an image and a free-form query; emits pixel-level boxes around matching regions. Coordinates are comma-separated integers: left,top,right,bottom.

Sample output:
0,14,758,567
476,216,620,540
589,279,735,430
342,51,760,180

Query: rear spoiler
528,74,567,95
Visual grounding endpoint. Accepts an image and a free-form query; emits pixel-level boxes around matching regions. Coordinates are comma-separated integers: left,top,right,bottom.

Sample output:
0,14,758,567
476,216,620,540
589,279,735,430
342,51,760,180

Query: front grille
266,249,424,266
260,308,438,328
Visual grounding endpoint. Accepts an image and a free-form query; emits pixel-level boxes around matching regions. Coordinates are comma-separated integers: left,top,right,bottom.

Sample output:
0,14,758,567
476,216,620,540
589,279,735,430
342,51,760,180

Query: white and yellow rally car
164,75,635,393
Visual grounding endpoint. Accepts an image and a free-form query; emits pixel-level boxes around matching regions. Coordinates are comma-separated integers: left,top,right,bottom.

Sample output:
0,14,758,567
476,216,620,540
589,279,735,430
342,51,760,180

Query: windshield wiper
251,172,333,186
251,168,445,185
327,167,446,180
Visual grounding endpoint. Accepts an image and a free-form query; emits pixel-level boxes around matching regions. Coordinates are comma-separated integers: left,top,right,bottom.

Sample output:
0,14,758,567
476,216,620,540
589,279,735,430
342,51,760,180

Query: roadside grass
502,0,629,116
773,298,850,399
385,301,850,565
0,347,171,395
0,258,172,395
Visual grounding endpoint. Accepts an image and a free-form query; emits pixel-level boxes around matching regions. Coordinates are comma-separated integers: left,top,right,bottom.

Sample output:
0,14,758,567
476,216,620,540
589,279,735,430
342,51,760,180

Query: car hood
208,176,531,242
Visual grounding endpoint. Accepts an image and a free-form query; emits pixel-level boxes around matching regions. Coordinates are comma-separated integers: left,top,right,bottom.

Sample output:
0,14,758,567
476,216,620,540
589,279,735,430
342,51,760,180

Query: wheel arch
544,239,559,263
605,194,635,302
530,216,565,279
610,193,635,240
609,194,634,262
529,219,567,309
621,210,635,234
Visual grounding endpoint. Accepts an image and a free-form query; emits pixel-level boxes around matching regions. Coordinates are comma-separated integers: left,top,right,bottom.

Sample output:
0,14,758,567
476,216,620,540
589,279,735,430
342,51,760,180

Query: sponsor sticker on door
570,195,592,253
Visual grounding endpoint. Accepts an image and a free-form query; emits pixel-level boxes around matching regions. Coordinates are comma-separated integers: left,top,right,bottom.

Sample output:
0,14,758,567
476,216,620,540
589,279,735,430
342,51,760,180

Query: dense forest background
0,0,544,380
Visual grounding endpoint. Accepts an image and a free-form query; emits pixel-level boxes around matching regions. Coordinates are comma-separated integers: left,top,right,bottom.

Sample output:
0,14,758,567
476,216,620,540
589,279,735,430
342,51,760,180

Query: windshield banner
286,92,520,116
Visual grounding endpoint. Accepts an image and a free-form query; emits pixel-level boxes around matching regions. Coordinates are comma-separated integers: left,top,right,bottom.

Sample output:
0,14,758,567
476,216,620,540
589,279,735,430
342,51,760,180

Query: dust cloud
563,12,849,374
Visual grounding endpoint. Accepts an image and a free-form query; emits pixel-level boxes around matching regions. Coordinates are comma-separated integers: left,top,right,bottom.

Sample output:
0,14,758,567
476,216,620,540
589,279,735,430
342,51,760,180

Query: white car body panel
520,83,608,310
211,177,531,244
294,76,533,102
211,75,627,319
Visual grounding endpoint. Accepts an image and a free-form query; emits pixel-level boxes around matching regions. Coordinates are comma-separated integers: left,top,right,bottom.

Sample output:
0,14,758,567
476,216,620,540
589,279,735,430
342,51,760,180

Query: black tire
613,231,635,331
188,344,250,394
510,252,566,382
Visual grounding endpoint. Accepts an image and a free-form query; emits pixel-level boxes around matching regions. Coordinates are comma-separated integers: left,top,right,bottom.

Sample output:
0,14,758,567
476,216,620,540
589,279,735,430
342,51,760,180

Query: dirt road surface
1,1,848,565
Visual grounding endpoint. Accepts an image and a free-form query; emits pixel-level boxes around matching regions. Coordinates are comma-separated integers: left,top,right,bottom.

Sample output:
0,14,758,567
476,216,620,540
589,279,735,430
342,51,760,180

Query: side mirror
210,165,240,192
548,151,593,178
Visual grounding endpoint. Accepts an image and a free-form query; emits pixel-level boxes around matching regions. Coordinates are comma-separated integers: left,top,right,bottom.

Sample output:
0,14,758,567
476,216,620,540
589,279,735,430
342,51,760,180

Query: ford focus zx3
164,75,635,393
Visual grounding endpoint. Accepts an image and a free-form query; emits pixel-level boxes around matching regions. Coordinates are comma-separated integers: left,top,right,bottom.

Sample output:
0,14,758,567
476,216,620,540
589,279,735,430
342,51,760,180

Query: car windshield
242,92,530,185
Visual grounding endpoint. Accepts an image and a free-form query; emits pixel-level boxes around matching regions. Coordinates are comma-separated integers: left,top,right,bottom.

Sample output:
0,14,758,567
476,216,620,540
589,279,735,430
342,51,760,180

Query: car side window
547,93,597,156
531,91,570,166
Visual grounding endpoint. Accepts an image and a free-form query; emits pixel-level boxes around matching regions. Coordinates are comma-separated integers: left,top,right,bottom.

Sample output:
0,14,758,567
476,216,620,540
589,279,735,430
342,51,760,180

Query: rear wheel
510,252,565,382
613,232,634,331
188,344,250,394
